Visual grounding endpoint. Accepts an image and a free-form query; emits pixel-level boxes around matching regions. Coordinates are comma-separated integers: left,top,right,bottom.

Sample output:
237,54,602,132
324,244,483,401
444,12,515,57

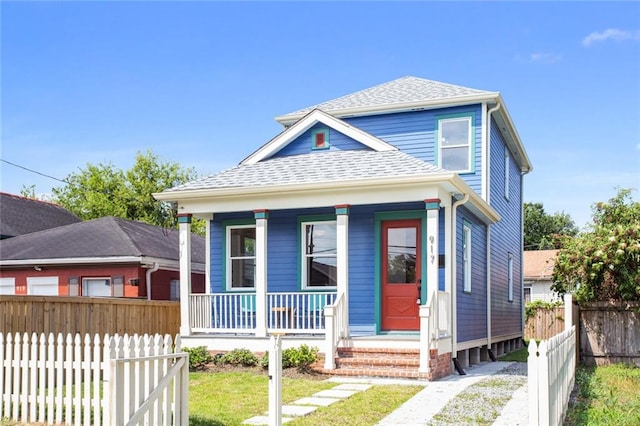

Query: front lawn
189,371,422,425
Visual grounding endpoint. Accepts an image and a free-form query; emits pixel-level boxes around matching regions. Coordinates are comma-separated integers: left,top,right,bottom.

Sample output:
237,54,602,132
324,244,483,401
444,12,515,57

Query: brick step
318,365,429,380
337,347,420,356
335,355,420,368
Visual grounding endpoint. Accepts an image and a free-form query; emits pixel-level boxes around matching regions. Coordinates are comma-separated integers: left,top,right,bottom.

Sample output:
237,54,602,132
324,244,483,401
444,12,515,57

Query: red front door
381,219,421,331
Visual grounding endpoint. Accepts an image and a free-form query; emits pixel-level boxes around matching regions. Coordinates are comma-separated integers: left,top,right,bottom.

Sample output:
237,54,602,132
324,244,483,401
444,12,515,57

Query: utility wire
1,158,69,185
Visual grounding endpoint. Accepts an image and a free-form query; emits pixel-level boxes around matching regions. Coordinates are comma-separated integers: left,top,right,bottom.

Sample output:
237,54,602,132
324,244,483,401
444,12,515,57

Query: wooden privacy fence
0,295,180,336
0,332,188,425
525,306,566,341
580,301,640,366
528,325,577,426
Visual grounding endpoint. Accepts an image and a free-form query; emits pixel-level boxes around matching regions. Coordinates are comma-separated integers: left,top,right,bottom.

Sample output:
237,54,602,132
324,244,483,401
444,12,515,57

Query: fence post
564,294,573,331
268,334,283,426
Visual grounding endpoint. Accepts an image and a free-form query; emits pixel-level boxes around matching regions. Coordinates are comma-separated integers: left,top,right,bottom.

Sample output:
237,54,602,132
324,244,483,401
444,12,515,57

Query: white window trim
226,224,256,291
0,277,16,295
508,253,514,302
301,220,337,290
82,277,112,297
463,223,472,293
504,148,510,200
438,116,473,173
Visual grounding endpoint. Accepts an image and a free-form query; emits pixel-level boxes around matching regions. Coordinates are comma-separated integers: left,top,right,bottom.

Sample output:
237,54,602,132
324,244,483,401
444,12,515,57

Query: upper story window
508,253,514,302
227,225,256,290
504,147,511,200
463,222,472,293
301,221,337,288
437,116,473,173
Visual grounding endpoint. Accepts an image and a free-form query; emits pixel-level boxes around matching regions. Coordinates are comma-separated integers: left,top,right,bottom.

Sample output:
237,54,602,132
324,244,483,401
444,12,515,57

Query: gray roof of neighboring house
278,76,494,119
0,216,205,263
0,192,81,238
166,149,448,192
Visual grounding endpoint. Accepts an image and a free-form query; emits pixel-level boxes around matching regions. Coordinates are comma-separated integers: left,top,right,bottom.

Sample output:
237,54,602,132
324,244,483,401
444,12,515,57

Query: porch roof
164,150,446,191
155,151,500,224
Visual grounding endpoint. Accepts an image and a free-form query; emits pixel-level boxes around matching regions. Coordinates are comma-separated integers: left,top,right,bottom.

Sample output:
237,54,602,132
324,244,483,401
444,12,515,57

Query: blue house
155,76,532,379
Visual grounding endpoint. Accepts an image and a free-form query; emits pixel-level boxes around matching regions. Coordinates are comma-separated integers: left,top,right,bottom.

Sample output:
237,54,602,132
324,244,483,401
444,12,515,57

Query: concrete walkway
377,361,527,425
243,361,528,425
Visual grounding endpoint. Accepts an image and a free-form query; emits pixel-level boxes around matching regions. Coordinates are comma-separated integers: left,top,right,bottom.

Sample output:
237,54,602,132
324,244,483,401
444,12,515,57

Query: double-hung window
438,116,473,172
463,222,472,293
301,221,337,288
227,225,256,289
504,147,511,200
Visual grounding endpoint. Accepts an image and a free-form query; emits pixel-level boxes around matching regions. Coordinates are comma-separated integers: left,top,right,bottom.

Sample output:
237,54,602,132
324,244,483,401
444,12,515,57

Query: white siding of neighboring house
525,280,559,303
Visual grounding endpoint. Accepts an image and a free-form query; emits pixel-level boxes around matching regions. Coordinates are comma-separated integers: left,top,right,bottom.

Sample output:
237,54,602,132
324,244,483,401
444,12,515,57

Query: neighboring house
155,76,532,379
523,249,559,303
0,216,206,300
0,192,81,239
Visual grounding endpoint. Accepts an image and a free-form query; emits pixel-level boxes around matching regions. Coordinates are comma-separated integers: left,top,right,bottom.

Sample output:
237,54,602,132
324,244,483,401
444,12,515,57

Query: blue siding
456,207,488,343
276,123,370,157
344,105,483,193
488,119,523,339
208,202,441,332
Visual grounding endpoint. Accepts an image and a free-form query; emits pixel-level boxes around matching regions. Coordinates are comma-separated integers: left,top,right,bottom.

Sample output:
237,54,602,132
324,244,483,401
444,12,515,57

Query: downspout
485,102,501,359
451,192,469,368
520,171,526,343
145,262,160,301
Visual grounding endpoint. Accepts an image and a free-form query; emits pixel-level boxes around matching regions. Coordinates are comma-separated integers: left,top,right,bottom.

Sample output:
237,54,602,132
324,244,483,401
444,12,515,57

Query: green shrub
261,345,319,371
184,346,214,371
219,348,258,366
524,300,563,321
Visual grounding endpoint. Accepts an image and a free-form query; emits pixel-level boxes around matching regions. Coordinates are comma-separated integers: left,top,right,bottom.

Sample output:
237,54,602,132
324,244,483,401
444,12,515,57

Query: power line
0,158,69,185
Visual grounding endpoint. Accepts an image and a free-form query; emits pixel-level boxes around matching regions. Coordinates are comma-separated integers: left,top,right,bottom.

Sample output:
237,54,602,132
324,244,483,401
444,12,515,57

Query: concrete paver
294,396,341,407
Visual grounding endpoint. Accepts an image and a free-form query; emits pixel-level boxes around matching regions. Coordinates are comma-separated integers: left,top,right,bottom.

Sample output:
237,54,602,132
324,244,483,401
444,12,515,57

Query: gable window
508,253,514,302
437,116,473,172
311,129,330,150
227,225,256,289
302,221,337,288
462,222,472,293
504,147,510,200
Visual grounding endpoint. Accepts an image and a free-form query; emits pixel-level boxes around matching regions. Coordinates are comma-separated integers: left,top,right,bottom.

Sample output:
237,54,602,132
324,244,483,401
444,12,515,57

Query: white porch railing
190,292,337,334
323,292,346,369
528,325,577,426
437,291,451,338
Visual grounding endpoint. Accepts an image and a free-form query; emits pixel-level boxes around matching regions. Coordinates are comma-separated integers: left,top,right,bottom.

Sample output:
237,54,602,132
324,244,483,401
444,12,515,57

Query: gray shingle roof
278,76,493,119
0,192,80,238
0,216,205,263
167,150,447,192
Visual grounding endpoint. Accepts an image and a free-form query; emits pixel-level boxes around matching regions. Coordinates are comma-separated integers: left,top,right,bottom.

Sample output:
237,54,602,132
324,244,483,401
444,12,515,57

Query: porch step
318,347,429,380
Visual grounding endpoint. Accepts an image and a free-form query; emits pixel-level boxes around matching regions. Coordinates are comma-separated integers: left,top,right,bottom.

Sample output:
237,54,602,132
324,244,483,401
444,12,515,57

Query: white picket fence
527,325,577,426
0,332,188,425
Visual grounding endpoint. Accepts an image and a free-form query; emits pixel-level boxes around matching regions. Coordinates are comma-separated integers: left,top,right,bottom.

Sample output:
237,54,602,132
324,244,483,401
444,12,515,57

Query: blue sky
2,1,639,228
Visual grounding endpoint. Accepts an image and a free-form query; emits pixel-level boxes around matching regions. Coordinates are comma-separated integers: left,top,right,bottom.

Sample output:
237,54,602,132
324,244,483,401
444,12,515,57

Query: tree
52,150,204,234
552,188,640,303
523,202,578,250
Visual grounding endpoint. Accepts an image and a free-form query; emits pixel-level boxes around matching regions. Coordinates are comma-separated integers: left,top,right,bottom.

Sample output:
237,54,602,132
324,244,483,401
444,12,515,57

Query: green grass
565,363,640,426
188,371,422,425
289,385,420,425
498,346,529,362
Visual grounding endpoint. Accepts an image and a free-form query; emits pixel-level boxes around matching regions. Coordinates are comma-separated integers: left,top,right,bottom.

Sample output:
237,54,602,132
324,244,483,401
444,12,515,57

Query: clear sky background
1,1,639,229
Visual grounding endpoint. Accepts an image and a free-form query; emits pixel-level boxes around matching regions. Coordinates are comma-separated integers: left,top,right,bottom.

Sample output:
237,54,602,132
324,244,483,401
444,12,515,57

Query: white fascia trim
162,173,500,224
274,92,501,126
481,102,488,201
493,95,532,173
241,109,397,165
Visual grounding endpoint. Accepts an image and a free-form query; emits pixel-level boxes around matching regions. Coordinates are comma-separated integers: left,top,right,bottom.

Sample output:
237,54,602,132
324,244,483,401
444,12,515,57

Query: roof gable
0,192,80,238
0,216,205,263
241,109,396,165
275,76,497,125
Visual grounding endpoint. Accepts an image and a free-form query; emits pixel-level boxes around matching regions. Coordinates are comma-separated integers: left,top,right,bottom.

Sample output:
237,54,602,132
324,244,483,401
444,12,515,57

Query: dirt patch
199,363,329,380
